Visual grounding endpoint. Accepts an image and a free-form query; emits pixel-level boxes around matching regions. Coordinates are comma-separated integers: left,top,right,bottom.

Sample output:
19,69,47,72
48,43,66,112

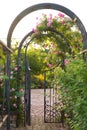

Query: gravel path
31,89,44,117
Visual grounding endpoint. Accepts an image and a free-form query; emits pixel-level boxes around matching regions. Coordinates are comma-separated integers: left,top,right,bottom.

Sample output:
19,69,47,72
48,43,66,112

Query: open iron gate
24,66,63,124
43,68,63,123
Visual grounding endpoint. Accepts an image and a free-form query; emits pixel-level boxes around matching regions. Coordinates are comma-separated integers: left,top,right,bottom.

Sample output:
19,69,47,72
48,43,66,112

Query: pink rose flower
47,18,51,27
13,103,17,108
14,67,18,71
32,28,38,33
47,63,53,68
36,17,38,20
58,13,65,18
64,59,69,65
62,20,65,24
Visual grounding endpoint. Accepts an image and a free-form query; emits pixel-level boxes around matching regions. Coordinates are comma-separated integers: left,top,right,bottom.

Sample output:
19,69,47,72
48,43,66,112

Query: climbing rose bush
31,13,83,68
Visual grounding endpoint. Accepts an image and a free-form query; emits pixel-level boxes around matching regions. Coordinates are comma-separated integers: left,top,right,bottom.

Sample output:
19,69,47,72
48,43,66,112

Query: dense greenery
27,45,46,73
53,55,87,130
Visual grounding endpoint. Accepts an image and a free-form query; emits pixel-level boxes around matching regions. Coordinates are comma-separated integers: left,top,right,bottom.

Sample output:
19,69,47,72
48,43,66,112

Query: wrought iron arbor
3,2,87,130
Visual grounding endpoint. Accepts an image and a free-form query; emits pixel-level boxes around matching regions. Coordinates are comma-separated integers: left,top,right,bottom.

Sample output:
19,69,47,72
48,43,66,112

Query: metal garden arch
6,3,87,130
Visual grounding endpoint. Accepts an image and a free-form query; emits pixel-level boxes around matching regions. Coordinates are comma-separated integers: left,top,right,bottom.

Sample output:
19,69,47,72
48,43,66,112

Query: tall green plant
53,55,87,130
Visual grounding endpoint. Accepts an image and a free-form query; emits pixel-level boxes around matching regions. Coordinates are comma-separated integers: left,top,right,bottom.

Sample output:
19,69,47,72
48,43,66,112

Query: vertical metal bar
24,53,27,125
16,64,22,127
6,53,10,130
27,68,31,126
53,84,55,122
55,86,57,122
44,71,46,122
50,85,51,122
50,70,52,122
25,47,31,126
24,61,27,126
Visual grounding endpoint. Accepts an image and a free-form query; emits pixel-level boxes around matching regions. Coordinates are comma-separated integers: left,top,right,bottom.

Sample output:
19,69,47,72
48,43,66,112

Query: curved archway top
17,27,71,65
7,3,87,49
18,27,70,52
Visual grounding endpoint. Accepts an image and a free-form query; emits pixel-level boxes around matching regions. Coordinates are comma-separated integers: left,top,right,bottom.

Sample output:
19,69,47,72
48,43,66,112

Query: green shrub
53,55,87,130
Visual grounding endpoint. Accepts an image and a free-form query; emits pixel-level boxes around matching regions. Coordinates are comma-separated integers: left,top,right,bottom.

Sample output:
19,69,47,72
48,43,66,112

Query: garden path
28,89,65,130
